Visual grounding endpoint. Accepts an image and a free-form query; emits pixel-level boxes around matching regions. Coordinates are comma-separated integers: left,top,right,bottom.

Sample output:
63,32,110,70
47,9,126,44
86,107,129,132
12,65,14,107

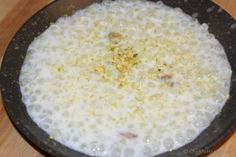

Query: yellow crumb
57,65,64,73
94,65,105,75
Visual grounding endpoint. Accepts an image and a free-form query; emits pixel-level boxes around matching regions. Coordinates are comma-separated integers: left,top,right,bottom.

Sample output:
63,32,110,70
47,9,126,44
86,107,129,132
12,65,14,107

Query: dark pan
0,0,236,157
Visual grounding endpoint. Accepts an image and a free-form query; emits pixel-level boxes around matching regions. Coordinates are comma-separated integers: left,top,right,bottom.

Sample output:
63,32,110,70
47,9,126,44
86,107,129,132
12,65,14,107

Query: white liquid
19,0,231,157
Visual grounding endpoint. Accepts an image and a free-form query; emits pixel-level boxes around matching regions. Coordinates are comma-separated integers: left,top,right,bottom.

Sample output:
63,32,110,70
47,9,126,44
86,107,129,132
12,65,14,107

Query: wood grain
0,0,235,157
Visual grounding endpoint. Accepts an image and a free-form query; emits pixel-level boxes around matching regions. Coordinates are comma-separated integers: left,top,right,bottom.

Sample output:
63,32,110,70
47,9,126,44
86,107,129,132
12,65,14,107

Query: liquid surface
19,0,232,157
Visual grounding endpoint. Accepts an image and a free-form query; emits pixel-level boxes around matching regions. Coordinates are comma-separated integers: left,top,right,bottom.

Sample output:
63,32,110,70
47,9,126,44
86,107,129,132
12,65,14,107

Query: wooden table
0,0,235,157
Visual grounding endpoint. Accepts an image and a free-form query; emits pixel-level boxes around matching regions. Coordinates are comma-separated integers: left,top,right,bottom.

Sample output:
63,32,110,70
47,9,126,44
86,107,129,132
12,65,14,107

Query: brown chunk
120,132,138,139
108,32,122,44
160,74,172,80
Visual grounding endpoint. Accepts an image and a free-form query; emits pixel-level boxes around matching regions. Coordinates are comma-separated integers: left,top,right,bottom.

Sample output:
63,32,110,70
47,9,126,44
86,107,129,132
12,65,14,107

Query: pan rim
1,0,236,157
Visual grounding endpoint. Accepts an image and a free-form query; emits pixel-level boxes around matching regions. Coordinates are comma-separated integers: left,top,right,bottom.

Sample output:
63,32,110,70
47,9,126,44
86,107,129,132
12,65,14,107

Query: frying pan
0,0,236,157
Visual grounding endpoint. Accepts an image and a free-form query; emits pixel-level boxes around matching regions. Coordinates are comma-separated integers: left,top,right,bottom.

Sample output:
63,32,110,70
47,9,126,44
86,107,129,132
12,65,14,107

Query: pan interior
18,1,233,157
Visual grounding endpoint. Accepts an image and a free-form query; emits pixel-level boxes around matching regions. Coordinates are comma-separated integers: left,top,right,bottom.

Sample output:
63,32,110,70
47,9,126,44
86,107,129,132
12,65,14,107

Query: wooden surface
0,0,235,157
